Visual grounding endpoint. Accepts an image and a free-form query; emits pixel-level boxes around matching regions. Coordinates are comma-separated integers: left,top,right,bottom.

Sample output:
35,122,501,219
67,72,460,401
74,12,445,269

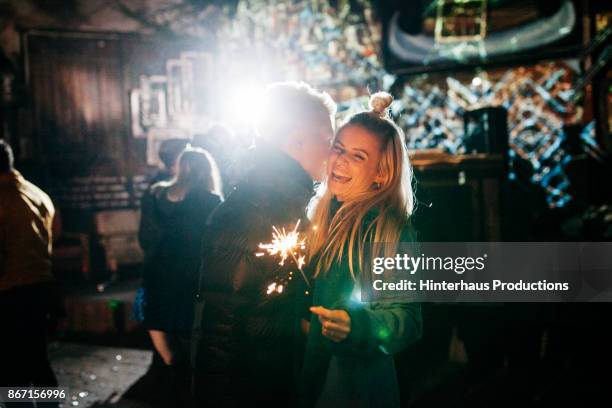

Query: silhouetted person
136,147,223,408
149,138,190,186
0,140,61,407
192,123,241,194
192,82,336,406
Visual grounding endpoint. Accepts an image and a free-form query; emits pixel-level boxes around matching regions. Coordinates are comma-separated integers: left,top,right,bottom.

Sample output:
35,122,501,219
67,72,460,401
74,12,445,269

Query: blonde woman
300,93,422,408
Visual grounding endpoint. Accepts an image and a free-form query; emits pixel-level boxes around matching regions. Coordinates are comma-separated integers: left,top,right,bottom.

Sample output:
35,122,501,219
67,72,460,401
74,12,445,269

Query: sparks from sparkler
256,219,311,289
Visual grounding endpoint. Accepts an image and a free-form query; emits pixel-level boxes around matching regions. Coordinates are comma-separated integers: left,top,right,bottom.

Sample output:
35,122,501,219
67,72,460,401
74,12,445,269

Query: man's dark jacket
192,145,313,406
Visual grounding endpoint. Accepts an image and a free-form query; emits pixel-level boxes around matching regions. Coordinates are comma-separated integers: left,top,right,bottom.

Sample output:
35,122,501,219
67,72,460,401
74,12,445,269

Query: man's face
296,115,334,181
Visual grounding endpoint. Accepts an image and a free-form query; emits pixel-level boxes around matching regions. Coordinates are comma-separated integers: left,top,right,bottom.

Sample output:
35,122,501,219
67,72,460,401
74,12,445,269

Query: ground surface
49,342,152,408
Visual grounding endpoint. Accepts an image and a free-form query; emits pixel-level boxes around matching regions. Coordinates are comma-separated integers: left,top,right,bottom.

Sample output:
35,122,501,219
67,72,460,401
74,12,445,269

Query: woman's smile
331,171,351,183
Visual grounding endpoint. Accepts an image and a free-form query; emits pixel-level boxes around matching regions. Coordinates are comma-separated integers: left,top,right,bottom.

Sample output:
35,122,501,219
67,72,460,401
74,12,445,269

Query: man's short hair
0,139,14,172
255,82,336,142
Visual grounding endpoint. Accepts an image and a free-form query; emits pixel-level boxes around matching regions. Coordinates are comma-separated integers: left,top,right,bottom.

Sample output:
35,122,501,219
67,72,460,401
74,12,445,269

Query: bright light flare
222,79,263,127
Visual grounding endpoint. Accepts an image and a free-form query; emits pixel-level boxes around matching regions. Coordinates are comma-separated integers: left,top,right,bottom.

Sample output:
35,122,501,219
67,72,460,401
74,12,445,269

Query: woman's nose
336,154,348,167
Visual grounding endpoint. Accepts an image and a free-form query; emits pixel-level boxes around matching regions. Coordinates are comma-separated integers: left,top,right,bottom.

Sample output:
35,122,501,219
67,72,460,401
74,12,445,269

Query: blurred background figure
192,123,245,195
0,139,62,408
133,147,222,408
149,138,190,186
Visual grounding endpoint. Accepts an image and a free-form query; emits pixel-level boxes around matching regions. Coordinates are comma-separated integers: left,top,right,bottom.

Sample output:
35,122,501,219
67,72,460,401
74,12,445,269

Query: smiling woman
301,92,422,408
308,92,415,280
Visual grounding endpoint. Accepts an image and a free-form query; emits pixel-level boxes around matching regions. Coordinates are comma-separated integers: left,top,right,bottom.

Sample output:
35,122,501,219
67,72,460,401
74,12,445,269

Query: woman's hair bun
369,92,393,117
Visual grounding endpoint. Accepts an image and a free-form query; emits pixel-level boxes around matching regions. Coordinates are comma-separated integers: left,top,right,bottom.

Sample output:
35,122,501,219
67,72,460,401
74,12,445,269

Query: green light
377,327,391,341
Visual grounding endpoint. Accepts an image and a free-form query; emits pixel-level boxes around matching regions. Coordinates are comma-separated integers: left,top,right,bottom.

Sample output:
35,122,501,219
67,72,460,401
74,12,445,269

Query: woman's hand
310,306,351,342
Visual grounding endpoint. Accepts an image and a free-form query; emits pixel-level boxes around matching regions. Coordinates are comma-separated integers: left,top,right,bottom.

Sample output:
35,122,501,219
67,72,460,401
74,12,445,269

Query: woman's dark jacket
192,145,314,405
299,202,423,408
138,183,221,332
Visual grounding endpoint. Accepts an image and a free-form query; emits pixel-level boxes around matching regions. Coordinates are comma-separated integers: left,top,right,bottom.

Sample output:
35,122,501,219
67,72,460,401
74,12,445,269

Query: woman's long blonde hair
307,92,414,280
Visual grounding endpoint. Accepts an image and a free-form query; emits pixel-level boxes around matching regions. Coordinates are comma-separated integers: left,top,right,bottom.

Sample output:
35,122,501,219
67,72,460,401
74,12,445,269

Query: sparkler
256,219,311,292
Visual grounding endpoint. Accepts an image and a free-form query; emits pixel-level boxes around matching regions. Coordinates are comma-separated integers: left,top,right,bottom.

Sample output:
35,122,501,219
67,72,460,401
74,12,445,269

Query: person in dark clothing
192,82,336,407
0,140,61,408
300,93,422,408
149,138,190,186
136,147,223,407
192,123,244,195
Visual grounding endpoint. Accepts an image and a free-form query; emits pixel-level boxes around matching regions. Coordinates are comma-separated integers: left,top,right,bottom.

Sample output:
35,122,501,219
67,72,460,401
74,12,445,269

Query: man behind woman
191,82,335,406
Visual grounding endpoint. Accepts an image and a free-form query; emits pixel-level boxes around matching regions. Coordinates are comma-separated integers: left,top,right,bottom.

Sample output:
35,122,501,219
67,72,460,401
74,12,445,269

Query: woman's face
327,125,383,201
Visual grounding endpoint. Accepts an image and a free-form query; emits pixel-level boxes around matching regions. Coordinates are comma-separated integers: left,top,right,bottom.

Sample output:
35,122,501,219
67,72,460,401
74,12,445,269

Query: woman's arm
344,222,422,355
310,221,422,356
